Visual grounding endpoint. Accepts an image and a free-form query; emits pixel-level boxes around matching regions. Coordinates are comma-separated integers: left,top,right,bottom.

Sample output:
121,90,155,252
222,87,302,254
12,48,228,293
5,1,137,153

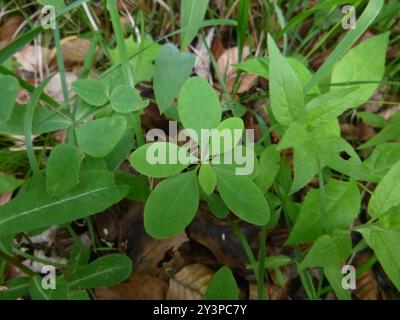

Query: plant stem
0,251,35,277
257,225,268,300
317,160,327,234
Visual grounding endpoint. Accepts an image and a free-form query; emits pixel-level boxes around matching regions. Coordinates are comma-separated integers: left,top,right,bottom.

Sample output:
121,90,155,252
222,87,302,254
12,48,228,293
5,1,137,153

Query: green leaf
236,57,268,78
0,75,19,122
154,43,195,113
255,145,280,193
364,143,400,182
360,113,400,149
287,180,360,245
331,32,389,107
144,171,199,239
115,171,149,202
0,277,30,300
29,275,69,300
214,166,270,225
358,225,400,291
0,170,127,235
72,79,108,107
46,144,84,196
77,115,127,158
68,254,132,289
265,255,292,269
205,266,238,300
204,193,229,219
209,117,244,156
198,164,216,195
267,34,304,125
130,142,196,178
323,265,351,300
368,160,400,219
0,104,72,135
300,231,352,269
286,57,320,95
178,77,222,143
357,111,386,128
303,87,357,126
110,85,149,113
180,0,209,49
38,0,67,14
69,241,91,275
0,173,23,194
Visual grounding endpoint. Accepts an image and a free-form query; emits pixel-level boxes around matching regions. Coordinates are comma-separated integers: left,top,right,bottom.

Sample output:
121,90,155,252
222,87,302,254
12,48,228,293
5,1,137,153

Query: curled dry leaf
166,264,213,300
48,36,93,66
0,16,24,49
354,253,379,300
45,71,78,103
248,282,287,300
216,46,257,93
95,273,168,300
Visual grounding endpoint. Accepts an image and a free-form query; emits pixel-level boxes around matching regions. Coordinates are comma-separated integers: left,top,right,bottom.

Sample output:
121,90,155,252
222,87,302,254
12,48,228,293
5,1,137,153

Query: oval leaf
72,79,108,107
110,85,149,113
0,75,19,123
198,164,217,195
205,266,238,300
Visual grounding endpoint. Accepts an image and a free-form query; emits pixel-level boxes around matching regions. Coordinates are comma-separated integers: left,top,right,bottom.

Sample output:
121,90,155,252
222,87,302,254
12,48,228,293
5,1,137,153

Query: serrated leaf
198,164,216,195
110,85,149,113
144,171,199,239
267,34,304,125
205,266,238,300
77,115,127,158
358,225,400,291
368,160,400,218
214,166,270,225
130,142,196,178
0,75,19,122
0,170,127,235
46,144,83,196
68,254,132,289
72,79,108,107
154,43,195,113
178,77,221,143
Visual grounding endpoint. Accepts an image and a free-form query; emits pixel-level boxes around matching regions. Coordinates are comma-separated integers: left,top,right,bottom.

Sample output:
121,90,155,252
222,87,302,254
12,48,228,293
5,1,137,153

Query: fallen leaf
48,36,93,67
166,264,213,300
14,46,49,73
194,28,215,79
0,16,24,49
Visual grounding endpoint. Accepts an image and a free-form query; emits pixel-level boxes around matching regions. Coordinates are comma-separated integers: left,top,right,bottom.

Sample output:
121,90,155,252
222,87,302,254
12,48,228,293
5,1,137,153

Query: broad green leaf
357,111,386,128
236,57,268,78
204,193,229,219
265,255,292,269
69,241,91,275
108,35,160,84
0,170,127,235
178,77,222,143
291,142,318,193
72,79,108,107
267,34,304,125
154,43,195,113
105,128,135,170
331,32,389,107
38,0,66,14
303,87,356,126
68,290,90,300
68,254,132,289
29,275,68,300
180,0,209,49
77,115,127,158
286,57,320,96
358,225,400,291
130,142,196,178
205,266,238,300
46,144,84,196
0,277,30,300
144,171,199,238
0,173,23,194
368,160,400,218
287,180,360,245
0,104,72,135
300,231,352,269
214,166,270,225
115,171,149,202
255,145,280,193
0,75,19,122
277,122,308,150
110,85,149,113
364,143,400,182
198,164,216,195
378,206,400,232
323,265,351,300
208,117,244,157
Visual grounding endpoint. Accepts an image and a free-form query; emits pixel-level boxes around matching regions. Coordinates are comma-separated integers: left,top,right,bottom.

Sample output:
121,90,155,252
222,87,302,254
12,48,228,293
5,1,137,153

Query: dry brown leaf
216,46,257,93
166,264,213,300
194,28,214,79
48,36,92,66
45,71,78,103
0,16,24,49
248,282,287,300
354,253,379,300
0,191,13,206
14,46,49,73
95,273,168,300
